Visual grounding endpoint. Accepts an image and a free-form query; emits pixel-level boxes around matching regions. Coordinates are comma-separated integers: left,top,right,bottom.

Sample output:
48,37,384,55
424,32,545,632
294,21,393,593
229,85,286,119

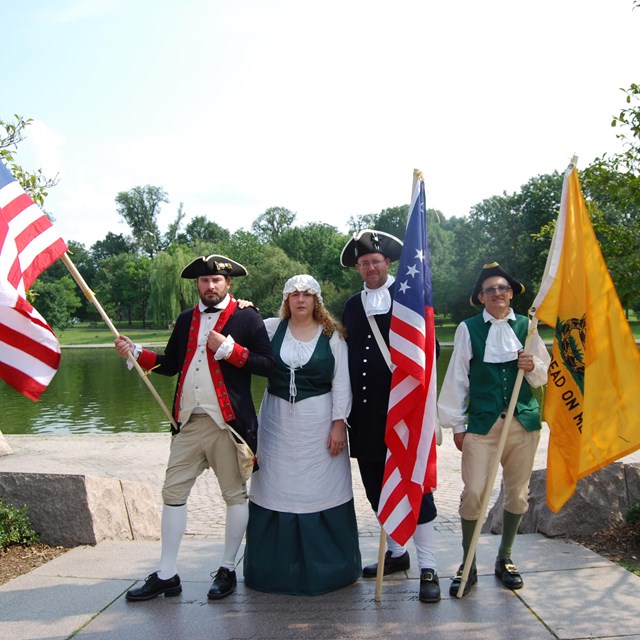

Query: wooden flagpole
374,526,386,601
455,319,539,598
60,252,178,430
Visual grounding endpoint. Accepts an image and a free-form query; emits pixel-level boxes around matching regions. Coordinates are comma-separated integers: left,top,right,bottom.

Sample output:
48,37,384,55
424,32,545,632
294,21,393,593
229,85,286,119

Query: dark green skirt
243,499,362,596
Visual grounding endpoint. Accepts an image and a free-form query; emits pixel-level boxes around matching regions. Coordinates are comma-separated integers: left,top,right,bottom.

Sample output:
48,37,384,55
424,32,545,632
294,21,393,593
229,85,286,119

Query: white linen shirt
179,295,233,427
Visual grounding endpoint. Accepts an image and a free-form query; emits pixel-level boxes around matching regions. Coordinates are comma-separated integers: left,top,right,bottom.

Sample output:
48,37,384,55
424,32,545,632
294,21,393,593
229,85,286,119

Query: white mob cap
282,274,323,303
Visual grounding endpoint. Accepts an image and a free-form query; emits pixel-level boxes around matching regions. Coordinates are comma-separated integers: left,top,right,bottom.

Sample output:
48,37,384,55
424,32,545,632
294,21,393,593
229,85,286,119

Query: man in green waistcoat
438,262,550,597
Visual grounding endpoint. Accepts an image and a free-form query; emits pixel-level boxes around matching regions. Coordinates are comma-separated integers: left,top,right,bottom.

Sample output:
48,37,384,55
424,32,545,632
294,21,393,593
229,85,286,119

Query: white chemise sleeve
329,331,352,422
437,322,472,434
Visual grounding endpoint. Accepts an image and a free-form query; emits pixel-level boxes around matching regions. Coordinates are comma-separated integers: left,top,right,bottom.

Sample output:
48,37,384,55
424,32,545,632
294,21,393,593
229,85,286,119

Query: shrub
626,501,640,526
0,499,39,549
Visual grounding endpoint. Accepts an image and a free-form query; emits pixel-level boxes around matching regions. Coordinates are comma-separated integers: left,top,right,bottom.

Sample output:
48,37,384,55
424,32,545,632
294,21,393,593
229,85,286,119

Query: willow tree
148,247,198,327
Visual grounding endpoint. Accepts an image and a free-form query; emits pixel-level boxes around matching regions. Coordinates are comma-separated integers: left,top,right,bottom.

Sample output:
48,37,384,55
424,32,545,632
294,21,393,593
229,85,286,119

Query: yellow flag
531,163,640,512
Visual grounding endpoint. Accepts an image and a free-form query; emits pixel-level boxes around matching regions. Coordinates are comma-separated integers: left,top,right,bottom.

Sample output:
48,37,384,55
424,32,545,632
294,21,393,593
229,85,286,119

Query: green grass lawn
57,324,171,346
58,317,640,347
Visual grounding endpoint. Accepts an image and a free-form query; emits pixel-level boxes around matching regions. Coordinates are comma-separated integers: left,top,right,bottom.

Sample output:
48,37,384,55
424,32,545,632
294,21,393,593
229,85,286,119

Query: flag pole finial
412,168,424,193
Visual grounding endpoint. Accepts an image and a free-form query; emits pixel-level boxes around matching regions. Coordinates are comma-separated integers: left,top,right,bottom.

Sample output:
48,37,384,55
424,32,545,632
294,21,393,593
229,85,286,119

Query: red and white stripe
0,162,67,401
378,304,437,545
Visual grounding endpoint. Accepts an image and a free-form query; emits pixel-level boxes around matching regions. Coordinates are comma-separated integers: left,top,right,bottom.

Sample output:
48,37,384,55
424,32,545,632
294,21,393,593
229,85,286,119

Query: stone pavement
1,431,640,640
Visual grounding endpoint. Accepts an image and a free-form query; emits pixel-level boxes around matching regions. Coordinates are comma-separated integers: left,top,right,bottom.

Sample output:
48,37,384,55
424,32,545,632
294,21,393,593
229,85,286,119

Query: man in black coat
115,254,274,602
341,230,440,603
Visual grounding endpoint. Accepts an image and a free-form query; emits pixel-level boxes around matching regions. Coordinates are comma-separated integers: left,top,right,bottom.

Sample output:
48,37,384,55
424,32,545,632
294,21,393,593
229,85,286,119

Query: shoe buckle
503,562,518,574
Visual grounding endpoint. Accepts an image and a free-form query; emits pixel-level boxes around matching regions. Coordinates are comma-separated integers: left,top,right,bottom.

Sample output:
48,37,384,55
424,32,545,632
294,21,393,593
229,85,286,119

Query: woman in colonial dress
243,274,361,595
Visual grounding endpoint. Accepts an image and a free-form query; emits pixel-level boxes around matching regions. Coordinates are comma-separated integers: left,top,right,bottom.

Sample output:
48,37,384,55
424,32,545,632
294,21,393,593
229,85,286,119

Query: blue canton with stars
395,180,433,313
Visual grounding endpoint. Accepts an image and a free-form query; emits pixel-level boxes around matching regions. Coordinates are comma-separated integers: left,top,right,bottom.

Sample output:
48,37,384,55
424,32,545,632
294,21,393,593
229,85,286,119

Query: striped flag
377,171,438,545
0,160,68,401
531,162,640,511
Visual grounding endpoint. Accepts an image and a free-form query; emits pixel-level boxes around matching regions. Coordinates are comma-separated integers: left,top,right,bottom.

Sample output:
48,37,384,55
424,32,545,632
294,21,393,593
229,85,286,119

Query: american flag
0,160,68,401
376,172,437,545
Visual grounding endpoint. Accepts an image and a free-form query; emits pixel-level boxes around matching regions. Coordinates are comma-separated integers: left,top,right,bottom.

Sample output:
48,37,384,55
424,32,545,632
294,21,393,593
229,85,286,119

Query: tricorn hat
339,229,403,267
180,254,248,279
470,262,525,306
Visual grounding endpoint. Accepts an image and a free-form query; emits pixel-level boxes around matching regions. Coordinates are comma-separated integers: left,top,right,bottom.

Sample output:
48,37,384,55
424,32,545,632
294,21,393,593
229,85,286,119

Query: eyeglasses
356,259,386,269
481,285,511,295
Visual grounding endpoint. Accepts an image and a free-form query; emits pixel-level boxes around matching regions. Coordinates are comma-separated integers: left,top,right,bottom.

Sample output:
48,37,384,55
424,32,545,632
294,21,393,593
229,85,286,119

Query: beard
200,292,225,307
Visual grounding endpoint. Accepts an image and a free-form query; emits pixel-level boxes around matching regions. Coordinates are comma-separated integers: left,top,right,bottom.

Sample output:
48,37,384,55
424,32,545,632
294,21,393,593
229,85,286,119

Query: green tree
40,240,97,322
265,221,364,317
232,245,307,318
251,207,296,243
348,205,408,239
96,253,151,325
177,215,230,246
115,185,168,258
582,83,640,313
31,276,82,329
607,82,640,175
423,209,456,317
465,173,562,314
219,229,264,270
0,115,58,207
437,215,484,323
276,223,346,279
163,202,187,248
148,246,199,326
91,232,135,262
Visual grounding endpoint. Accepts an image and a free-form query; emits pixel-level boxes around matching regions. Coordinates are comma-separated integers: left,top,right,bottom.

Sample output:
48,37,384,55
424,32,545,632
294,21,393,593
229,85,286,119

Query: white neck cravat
363,275,395,317
483,308,523,363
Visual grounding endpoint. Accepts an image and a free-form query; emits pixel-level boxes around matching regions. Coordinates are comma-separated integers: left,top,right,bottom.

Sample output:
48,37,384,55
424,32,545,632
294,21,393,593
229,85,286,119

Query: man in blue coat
341,230,441,603
115,254,274,602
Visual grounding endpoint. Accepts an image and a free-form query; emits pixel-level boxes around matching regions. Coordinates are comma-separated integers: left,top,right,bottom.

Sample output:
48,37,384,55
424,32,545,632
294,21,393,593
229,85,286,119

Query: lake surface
1,347,453,435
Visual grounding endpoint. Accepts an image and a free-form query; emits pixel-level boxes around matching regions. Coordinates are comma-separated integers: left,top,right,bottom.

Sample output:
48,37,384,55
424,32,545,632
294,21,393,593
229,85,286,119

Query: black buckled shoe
449,564,477,598
362,550,410,578
495,558,523,590
125,572,182,601
207,567,237,600
419,568,441,603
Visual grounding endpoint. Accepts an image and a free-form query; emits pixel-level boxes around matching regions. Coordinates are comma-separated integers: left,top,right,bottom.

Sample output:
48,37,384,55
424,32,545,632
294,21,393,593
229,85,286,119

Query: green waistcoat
267,320,334,402
464,313,541,435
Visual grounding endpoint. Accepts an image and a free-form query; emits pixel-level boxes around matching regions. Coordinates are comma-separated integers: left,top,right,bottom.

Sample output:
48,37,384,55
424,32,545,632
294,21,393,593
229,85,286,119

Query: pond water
1,347,453,435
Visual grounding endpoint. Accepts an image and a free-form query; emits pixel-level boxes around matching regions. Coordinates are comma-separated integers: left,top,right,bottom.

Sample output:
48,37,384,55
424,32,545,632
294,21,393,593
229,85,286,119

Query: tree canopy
5,79,640,327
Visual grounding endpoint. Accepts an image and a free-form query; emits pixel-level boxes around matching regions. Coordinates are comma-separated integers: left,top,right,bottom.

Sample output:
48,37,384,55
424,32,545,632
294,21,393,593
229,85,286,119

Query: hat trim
339,229,403,267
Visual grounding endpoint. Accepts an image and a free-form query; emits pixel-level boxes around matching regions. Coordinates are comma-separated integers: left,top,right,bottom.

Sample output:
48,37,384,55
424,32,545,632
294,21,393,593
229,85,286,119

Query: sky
2,0,639,248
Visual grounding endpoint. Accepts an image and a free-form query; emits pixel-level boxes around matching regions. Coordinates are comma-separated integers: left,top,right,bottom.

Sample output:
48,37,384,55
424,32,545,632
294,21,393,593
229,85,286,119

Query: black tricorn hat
340,229,403,267
180,254,248,279
470,262,525,306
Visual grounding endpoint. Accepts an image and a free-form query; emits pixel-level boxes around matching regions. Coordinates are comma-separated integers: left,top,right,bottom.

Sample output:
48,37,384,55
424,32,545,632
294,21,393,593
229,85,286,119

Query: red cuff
226,343,249,368
137,349,158,370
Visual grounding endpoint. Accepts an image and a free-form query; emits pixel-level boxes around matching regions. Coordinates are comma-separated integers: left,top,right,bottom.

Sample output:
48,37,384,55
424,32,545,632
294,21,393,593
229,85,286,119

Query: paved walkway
1,431,640,640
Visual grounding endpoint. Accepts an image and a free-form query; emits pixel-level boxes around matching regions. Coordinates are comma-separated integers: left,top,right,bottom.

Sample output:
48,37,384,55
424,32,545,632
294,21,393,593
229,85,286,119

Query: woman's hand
327,420,347,457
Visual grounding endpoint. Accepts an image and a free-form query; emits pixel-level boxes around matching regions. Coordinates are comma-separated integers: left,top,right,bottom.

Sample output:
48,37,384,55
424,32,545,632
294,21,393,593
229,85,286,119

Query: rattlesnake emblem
557,315,586,391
